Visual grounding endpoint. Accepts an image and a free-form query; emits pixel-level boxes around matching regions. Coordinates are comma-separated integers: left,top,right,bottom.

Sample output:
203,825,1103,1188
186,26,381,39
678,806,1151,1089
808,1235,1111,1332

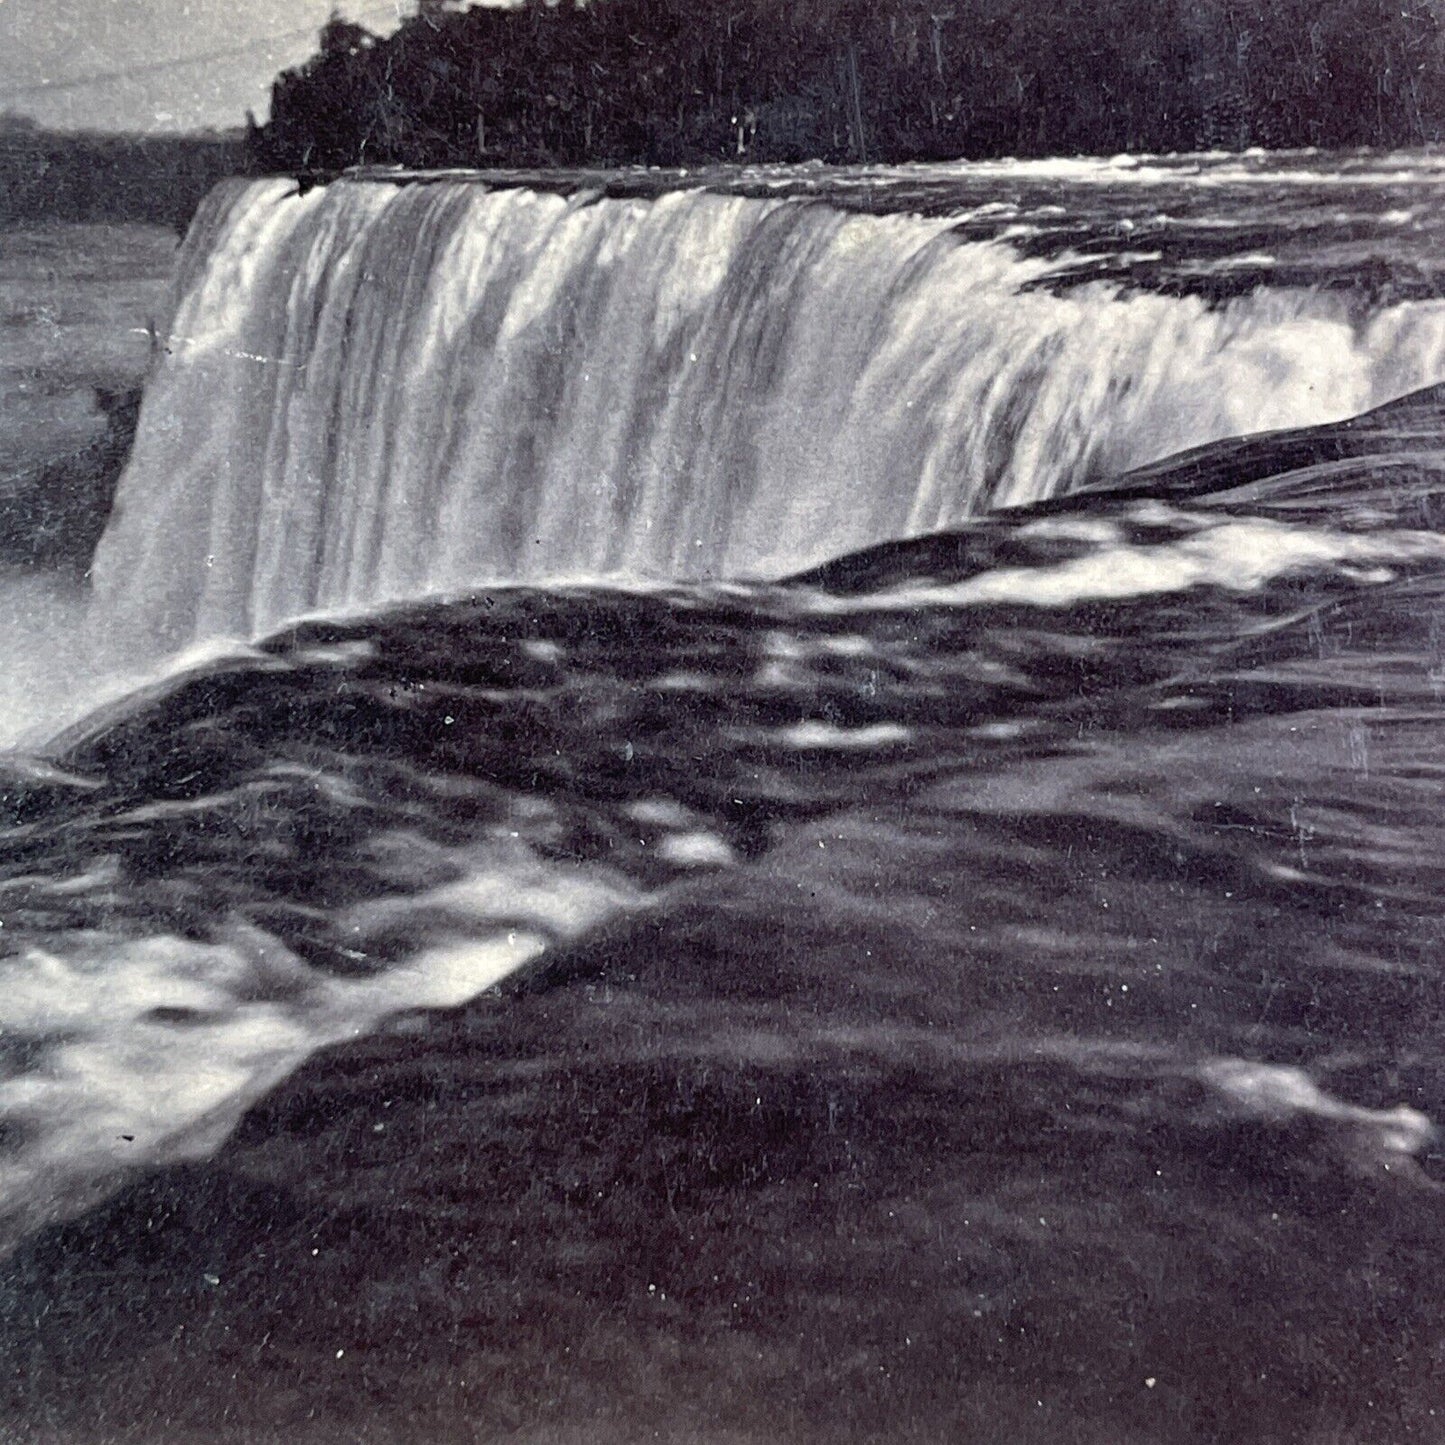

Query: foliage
251,0,1445,172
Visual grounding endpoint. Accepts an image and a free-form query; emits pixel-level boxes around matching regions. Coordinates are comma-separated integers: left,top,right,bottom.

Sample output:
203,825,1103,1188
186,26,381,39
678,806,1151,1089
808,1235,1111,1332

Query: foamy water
0,836,640,1250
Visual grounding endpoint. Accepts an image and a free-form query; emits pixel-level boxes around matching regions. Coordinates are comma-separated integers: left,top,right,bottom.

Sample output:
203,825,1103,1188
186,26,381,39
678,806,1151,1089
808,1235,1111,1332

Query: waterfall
90,174,1445,653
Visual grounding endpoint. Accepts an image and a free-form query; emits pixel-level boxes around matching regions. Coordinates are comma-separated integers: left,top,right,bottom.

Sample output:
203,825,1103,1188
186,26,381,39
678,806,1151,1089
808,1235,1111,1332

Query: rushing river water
1,153,1444,1443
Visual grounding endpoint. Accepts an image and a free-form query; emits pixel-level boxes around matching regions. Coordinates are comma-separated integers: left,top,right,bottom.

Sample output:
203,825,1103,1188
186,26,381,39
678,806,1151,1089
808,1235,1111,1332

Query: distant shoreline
0,123,246,230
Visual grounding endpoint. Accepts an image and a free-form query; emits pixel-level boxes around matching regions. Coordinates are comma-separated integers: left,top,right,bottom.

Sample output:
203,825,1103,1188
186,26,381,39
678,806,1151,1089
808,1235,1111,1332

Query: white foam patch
1018,515,1124,545
356,931,550,1012
656,831,737,867
0,935,319,1237
650,669,718,693
1201,1058,1434,1158
814,516,1445,613
892,152,1445,190
0,844,641,1250
340,850,633,938
292,638,377,667
776,721,913,749
626,798,697,828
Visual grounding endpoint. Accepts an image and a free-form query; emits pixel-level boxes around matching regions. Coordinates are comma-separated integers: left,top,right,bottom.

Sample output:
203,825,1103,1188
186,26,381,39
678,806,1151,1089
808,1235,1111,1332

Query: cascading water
89,173,1445,654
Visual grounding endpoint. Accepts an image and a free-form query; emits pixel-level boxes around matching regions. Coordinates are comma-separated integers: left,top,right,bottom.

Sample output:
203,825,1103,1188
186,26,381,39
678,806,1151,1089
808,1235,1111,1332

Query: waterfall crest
91,175,1445,651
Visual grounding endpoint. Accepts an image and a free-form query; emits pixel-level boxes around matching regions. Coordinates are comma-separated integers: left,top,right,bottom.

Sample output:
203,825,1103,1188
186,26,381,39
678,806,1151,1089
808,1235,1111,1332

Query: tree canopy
250,0,1445,172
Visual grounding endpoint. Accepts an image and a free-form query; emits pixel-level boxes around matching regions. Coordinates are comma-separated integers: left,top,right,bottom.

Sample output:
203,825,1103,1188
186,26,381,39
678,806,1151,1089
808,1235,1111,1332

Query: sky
0,0,413,133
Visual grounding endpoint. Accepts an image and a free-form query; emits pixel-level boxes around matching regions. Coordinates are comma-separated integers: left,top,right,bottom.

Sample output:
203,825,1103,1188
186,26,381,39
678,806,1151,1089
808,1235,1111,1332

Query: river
0,153,1443,1443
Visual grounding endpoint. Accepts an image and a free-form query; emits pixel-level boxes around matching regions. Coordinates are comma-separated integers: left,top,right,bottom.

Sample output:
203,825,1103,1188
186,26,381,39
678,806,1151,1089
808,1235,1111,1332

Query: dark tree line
250,0,1445,173
0,116,245,229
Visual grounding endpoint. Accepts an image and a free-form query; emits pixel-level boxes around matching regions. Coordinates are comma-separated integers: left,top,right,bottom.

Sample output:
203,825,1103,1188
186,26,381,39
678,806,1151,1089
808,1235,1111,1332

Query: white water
0,838,641,1252
89,175,1445,655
